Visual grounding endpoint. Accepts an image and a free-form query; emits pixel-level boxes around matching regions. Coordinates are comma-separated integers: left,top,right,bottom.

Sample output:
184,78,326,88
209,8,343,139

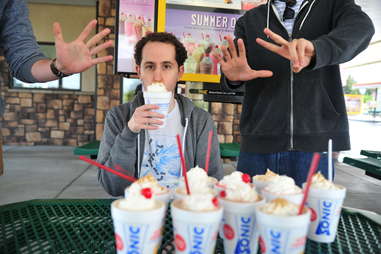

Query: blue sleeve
0,0,48,83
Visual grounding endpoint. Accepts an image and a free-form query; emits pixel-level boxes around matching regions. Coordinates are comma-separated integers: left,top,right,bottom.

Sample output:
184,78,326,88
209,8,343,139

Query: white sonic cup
143,91,172,128
111,199,166,254
261,189,303,205
171,199,223,254
220,196,265,254
256,206,310,254
305,184,346,243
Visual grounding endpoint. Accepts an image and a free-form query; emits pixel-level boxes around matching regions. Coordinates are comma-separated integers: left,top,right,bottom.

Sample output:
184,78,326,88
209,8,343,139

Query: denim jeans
237,151,333,187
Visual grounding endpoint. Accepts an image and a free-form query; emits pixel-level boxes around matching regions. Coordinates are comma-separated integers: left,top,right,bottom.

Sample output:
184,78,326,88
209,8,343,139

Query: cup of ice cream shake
304,172,346,243
111,183,166,254
171,193,223,254
218,171,265,254
143,82,172,128
256,198,311,254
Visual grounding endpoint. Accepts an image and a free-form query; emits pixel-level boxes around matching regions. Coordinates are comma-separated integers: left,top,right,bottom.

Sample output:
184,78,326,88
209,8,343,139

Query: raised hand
220,35,273,81
127,104,165,133
256,28,315,73
53,19,114,74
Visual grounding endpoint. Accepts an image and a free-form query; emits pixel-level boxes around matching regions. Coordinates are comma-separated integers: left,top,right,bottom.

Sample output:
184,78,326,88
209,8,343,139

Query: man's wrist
50,58,71,78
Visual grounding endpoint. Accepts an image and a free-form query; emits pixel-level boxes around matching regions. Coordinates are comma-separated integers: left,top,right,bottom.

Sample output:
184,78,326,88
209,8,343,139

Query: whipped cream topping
263,175,302,195
253,169,280,182
119,183,157,211
260,198,300,216
180,165,211,190
219,171,258,202
137,174,168,195
181,193,218,211
311,172,341,190
146,82,167,92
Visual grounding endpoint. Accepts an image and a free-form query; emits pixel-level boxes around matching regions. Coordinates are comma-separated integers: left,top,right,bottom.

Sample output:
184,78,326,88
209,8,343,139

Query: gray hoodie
97,91,223,196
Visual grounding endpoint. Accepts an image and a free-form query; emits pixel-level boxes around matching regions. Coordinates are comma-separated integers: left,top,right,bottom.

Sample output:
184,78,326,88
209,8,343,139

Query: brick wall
0,57,96,146
96,0,120,140
211,102,241,144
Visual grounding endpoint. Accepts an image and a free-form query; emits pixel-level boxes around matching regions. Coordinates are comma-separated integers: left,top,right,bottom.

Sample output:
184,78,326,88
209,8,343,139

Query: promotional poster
166,6,242,75
116,0,156,74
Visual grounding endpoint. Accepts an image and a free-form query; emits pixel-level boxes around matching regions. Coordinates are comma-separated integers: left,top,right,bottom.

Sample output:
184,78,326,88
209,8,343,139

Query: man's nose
153,68,163,82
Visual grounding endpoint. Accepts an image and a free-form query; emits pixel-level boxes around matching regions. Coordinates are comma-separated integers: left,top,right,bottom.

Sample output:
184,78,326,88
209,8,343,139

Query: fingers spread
53,22,64,42
77,19,97,42
91,55,113,65
86,28,111,48
289,40,299,68
263,28,289,46
237,38,246,58
227,36,238,58
256,38,282,55
251,70,273,79
90,40,114,55
221,45,231,63
296,40,307,67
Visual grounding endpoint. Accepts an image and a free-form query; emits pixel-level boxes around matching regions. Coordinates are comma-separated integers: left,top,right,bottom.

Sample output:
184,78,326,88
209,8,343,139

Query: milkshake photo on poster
116,0,156,74
165,4,243,76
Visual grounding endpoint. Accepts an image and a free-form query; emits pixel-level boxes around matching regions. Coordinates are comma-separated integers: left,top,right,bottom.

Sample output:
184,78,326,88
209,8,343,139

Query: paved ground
1,146,380,214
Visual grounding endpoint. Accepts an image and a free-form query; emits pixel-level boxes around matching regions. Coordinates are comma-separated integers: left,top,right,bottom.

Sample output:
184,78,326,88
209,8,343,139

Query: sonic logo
127,226,142,254
270,230,282,254
234,216,252,254
175,234,186,252
316,201,333,236
190,227,206,254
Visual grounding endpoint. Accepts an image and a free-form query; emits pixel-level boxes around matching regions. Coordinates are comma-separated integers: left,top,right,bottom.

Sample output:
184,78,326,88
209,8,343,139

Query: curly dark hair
134,32,187,67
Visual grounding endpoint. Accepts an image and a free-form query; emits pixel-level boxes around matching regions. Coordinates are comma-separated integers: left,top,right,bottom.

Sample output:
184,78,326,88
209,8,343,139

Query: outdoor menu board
158,1,243,83
115,0,156,74
116,0,265,82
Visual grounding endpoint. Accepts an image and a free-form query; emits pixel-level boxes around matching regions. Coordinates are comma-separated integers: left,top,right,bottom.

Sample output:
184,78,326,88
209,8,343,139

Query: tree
343,75,360,94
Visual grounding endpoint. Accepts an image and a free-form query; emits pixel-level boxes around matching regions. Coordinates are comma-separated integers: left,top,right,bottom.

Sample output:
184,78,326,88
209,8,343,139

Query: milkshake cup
217,171,264,253
252,169,280,193
111,197,166,254
143,82,172,128
256,198,310,254
261,175,303,205
304,172,346,243
171,195,223,254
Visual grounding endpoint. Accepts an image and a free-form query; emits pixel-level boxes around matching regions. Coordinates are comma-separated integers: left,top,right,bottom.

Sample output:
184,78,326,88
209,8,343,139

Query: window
11,42,81,91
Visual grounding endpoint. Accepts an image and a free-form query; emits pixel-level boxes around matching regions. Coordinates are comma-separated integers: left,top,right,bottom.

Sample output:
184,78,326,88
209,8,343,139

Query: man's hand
220,36,273,81
53,19,114,74
128,105,165,133
256,28,315,73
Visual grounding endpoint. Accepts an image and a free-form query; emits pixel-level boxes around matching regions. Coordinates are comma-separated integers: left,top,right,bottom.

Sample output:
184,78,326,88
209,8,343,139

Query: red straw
79,156,137,183
176,134,191,195
298,153,321,215
204,130,213,173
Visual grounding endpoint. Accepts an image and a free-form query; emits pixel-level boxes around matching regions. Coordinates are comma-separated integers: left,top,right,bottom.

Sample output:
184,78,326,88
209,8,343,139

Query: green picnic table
0,199,380,253
343,150,381,180
73,140,100,159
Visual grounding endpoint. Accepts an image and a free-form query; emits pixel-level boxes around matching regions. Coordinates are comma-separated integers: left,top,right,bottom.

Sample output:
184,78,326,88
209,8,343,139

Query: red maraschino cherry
242,173,251,183
212,197,219,207
141,187,153,199
219,190,227,198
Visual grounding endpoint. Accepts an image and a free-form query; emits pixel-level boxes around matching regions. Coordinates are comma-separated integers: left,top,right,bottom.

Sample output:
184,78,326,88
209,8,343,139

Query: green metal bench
73,141,241,160
343,153,381,180
219,143,240,158
360,150,381,160
73,140,100,159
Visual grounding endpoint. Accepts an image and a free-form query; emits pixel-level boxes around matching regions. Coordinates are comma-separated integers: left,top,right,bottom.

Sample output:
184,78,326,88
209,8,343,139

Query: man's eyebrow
162,61,173,65
143,61,154,65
